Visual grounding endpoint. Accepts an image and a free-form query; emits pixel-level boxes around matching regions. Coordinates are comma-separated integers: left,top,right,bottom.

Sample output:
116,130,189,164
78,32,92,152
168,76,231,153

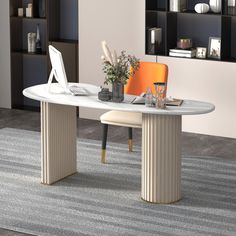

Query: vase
27,32,36,53
169,0,187,12
36,24,42,54
209,0,222,13
112,82,124,103
194,3,210,14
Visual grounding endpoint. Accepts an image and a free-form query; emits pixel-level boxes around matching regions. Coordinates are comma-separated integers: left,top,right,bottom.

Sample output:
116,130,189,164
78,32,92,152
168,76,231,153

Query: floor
0,108,235,236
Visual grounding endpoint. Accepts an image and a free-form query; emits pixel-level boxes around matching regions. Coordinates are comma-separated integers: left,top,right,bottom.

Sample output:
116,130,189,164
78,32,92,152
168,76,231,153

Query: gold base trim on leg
141,197,182,205
101,149,106,164
128,139,133,152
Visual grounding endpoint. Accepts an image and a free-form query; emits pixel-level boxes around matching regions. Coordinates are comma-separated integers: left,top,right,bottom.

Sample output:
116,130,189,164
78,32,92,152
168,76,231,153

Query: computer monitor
48,45,69,92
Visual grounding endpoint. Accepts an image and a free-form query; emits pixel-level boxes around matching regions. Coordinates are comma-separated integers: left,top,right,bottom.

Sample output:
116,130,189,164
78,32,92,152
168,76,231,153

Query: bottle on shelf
18,8,24,17
36,24,42,54
26,3,33,18
227,0,236,15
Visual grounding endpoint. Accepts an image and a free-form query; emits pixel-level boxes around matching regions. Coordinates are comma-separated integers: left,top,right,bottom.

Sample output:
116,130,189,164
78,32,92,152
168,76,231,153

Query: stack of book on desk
130,95,183,106
169,48,196,58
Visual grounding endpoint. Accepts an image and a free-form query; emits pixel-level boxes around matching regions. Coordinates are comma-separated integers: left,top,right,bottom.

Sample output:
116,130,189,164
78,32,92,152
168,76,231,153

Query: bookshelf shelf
10,0,78,109
145,0,236,63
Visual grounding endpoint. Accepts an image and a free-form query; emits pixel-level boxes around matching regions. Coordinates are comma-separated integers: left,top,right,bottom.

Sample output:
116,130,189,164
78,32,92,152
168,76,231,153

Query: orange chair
100,61,168,163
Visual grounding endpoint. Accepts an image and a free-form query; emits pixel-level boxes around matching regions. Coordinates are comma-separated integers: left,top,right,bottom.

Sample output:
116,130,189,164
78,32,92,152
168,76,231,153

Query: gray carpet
0,128,235,236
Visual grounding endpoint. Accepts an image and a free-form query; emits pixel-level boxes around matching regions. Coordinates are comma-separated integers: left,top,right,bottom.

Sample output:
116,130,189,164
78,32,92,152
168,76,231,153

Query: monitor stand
47,68,58,92
47,68,70,93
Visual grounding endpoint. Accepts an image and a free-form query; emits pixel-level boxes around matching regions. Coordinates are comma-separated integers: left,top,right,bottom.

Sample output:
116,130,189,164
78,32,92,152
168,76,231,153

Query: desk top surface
23,83,215,116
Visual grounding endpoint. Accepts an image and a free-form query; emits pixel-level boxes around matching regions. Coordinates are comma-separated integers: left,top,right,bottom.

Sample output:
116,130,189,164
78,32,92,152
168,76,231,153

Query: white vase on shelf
194,3,210,13
209,0,222,13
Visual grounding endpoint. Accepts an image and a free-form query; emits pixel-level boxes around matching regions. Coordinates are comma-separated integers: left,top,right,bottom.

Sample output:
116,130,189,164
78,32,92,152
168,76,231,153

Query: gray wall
0,0,11,108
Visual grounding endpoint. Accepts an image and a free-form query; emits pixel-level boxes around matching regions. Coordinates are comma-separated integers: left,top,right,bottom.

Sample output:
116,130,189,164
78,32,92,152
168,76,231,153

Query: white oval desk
23,83,215,204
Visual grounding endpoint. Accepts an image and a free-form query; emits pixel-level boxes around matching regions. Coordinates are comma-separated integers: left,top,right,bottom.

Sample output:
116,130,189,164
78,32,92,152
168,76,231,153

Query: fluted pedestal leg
41,102,77,185
142,114,182,204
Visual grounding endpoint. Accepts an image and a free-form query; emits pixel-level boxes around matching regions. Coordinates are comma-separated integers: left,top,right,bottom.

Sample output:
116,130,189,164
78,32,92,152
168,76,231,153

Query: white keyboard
69,85,88,96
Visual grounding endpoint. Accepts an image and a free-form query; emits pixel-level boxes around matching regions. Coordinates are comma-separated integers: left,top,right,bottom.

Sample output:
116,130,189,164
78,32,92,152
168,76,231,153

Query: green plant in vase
101,41,140,102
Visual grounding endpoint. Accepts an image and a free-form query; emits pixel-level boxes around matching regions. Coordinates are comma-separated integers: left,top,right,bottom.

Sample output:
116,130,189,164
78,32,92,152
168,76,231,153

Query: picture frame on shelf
208,37,221,59
196,47,207,59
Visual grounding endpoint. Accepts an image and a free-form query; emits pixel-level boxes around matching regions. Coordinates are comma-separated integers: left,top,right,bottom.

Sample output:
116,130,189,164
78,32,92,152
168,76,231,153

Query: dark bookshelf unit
145,0,236,63
10,0,78,110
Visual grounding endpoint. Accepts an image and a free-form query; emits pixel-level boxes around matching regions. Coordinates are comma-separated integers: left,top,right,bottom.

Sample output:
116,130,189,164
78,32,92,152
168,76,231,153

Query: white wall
79,0,236,139
0,0,11,108
79,0,156,119
158,56,236,138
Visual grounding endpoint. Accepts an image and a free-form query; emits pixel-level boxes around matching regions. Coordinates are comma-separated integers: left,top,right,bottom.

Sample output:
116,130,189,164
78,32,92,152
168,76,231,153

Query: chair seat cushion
100,111,142,128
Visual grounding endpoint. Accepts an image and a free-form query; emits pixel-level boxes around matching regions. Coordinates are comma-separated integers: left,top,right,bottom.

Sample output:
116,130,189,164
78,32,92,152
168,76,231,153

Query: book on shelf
169,48,196,58
169,48,196,54
169,51,196,58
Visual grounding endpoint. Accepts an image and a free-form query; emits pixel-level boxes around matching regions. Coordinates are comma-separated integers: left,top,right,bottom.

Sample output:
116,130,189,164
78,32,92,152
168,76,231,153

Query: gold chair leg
128,139,133,152
101,149,106,164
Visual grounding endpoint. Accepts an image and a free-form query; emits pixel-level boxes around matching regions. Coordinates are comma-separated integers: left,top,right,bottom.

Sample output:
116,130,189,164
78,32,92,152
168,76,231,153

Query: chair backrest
124,61,168,96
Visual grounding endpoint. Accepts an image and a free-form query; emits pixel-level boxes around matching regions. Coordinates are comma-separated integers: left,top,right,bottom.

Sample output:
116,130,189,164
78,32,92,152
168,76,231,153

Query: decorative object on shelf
98,87,112,101
36,24,42,54
27,32,36,53
38,0,46,18
26,3,33,18
169,48,196,58
101,41,140,103
194,3,210,13
169,0,187,12
208,37,221,59
18,8,24,17
196,47,207,58
147,28,162,55
227,0,236,15
154,82,167,109
209,0,222,13
177,38,192,49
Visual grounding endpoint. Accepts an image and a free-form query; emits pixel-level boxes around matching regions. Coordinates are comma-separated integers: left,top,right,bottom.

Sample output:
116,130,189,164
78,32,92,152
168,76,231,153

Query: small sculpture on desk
98,87,112,101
